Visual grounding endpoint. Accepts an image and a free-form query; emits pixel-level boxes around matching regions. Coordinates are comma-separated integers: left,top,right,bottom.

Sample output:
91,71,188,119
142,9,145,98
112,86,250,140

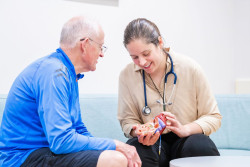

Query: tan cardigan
117,49,222,138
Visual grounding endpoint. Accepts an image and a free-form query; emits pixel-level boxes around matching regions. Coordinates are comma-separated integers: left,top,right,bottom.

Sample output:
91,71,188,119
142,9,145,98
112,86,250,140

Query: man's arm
34,63,116,154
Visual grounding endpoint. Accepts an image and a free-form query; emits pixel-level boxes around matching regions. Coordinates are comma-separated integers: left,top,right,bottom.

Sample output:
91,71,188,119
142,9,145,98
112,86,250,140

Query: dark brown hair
123,18,162,47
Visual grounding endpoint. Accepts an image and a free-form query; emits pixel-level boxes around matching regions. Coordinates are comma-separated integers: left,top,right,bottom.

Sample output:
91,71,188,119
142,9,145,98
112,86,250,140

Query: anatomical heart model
136,113,168,135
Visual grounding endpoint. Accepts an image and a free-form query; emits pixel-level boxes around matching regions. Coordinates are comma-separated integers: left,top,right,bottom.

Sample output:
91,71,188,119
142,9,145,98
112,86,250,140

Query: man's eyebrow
130,54,137,57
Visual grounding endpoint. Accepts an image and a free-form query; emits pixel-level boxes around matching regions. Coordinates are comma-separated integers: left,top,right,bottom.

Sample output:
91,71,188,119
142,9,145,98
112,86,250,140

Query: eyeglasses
80,38,107,53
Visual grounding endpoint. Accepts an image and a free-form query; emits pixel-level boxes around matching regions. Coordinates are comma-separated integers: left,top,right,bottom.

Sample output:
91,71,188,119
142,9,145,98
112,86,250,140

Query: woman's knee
181,134,219,157
97,150,127,167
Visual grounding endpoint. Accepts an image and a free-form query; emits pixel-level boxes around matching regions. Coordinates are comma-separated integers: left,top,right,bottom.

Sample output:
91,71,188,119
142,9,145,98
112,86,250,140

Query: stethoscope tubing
142,70,148,107
142,53,177,115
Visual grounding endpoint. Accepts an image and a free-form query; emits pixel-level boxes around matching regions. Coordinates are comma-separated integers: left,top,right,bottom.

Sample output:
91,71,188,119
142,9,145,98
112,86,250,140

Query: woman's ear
158,36,164,49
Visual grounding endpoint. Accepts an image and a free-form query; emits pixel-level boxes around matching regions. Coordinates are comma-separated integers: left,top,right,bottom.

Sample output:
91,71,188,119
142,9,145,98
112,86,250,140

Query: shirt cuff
123,124,136,138
193,120,209,136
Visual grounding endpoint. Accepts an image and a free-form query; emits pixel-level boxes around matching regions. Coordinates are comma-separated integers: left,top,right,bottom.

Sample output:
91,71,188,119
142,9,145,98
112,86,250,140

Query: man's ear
80,38,88,53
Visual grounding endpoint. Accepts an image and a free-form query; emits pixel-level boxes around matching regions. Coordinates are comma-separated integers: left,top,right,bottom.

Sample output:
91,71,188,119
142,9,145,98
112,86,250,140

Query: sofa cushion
79,94,127,142
210,95,250,151
218,149,250,156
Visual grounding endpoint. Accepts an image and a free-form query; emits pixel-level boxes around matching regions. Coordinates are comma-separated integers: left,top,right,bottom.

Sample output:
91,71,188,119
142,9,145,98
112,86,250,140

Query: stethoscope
142,53,177,116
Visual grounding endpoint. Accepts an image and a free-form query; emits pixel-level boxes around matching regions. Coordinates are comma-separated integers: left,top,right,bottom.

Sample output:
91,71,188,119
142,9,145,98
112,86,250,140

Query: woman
117,18,222,167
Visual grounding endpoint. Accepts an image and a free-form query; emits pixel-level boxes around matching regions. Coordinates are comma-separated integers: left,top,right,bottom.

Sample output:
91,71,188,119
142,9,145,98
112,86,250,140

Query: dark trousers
127,132,220,167
21,147,103,167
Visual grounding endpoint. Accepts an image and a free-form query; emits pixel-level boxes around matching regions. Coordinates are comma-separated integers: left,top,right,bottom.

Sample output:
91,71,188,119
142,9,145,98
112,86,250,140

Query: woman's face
126,39,164,75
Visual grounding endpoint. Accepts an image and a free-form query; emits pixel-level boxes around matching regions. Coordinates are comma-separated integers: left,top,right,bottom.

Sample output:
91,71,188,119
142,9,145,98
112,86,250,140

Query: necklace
148,53,169,110
148,60,168,109
148,75,163,99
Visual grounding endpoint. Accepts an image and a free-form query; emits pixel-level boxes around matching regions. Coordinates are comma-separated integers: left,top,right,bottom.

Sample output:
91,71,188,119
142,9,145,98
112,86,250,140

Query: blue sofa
0,94,250,156
210,95,250,155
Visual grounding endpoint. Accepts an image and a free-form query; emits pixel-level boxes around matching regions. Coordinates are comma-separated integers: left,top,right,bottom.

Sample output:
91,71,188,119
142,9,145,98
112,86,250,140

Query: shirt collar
56,48,84,81
76,73,84,80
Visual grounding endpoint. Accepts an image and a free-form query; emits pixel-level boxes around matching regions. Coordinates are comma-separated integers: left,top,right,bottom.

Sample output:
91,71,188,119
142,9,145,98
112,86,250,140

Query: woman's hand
162,112,204,138
137,131,160,146
132,124,160,146
162,112,190,138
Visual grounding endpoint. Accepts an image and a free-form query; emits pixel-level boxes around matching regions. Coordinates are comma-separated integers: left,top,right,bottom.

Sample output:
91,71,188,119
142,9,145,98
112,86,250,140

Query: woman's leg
171,134,220,159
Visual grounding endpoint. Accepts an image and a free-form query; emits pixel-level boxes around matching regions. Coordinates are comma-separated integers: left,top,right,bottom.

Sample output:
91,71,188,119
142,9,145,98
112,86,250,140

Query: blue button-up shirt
0,48,115,167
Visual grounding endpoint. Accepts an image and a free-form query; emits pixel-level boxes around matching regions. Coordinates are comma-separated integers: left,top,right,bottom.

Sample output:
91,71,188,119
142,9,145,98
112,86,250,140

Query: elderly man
0,16,141,167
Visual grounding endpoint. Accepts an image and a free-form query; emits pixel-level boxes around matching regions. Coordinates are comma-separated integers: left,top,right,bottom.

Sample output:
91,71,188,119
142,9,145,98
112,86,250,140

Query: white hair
60,16,100,48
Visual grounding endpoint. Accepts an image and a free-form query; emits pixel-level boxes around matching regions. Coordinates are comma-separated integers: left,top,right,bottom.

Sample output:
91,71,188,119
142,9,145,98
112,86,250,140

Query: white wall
0,0,249,94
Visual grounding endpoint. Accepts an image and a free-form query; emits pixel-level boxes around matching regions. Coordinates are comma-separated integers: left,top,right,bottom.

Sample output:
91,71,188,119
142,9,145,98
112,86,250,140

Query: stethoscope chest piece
142,106,151,116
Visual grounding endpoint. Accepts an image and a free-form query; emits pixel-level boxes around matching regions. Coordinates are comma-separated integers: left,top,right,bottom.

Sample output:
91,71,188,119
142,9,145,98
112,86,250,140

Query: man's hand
114,140,141,167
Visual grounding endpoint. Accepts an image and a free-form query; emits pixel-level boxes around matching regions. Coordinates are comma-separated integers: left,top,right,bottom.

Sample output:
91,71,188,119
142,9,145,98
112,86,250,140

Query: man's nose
99,52,104,58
